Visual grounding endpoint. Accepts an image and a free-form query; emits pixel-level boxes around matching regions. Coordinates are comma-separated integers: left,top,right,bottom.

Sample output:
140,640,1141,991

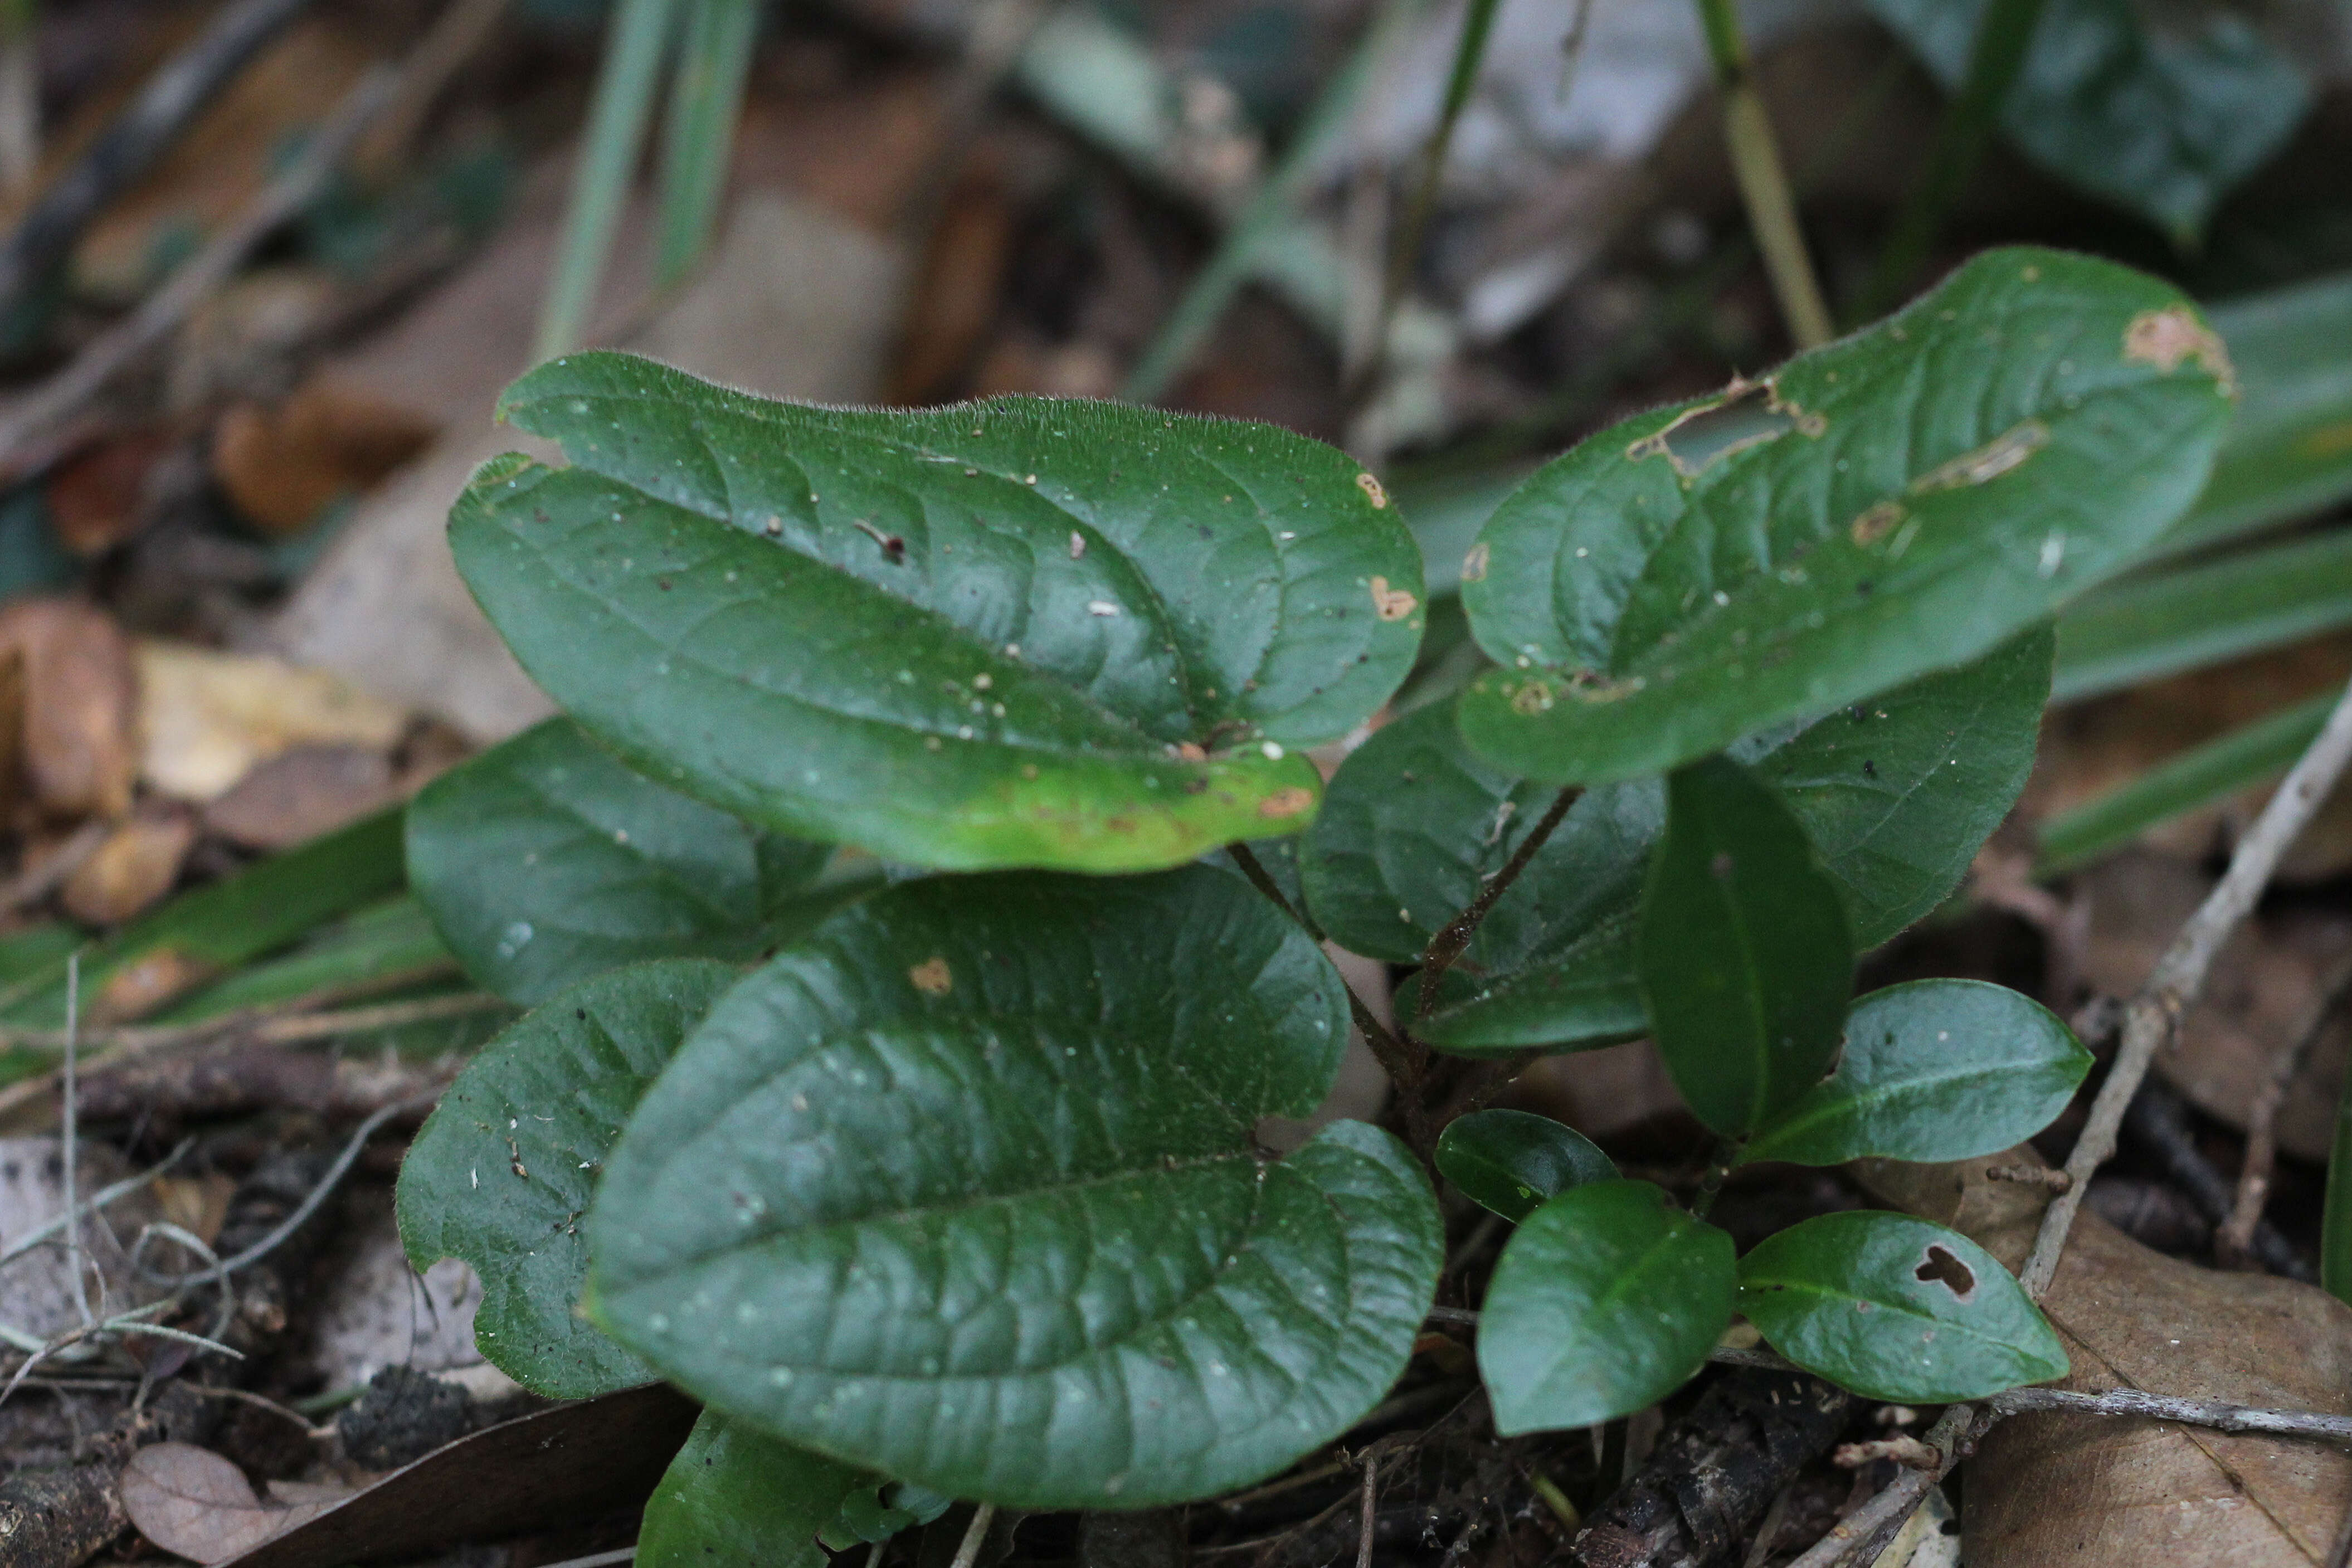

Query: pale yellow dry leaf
137,641,407,801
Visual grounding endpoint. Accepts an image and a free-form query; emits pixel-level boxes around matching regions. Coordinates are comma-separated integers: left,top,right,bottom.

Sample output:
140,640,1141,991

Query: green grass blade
533,0,680,363
2037,690,2336,873
1122,0,1426,403
2052,529,2352,704
654,0,759,288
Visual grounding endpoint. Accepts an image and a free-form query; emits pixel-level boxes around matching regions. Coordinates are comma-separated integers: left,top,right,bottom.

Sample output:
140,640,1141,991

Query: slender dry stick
2222,951,2352,1264
950,1505,997,1568
0,64,401,468
1691,0,1832,349
1783,1404,1979,1568
1984,1387,2352,1443
1415,785,1579,1020
1356,1454,1377,1568
2022,674,2352,1298
60,953,88,1326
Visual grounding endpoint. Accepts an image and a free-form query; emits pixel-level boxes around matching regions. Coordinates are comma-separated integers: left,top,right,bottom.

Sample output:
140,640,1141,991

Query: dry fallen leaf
0,597,138,820
1859,1156,2352,1566
2076,852,2350,1162
0,1137,164,1339
60,809,197,924
137,641,408,801
45,430,173,556
120,1444,339,1564
212,381,436,537
203,743,397,850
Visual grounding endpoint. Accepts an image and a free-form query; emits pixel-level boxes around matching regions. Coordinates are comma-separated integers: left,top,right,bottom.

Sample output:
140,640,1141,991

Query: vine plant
393,246,2234,1560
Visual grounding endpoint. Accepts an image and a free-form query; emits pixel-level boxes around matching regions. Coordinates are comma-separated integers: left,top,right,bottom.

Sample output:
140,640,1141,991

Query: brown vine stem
2021,673,2352,1299
1415,785,1580,1021
2222,949,2352,1264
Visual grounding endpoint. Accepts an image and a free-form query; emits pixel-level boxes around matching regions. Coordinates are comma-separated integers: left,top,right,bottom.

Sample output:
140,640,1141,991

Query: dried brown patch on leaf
1910,421,2051,493
2124,306,2237,396
1369,576,1416,621
908,956,953,996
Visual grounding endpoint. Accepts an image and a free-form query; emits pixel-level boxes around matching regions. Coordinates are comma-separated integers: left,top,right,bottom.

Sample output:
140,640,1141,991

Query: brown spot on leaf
1849,500,1907,547
1258,786,1314,820
1910,421,2050,494
1509,681,1554,716
1370,576,1417,621
2124,305,2236,394
908,957,952,996
1914,1244,1976,1299
1460,542,1489,582
1356,472,1389,508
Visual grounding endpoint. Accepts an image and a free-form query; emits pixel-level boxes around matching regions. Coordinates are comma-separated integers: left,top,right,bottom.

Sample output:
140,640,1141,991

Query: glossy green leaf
820,1480,952,1551
451,353,1425,874
587,867,1442,1508
1636,757,1852,1138
1478,1180,1735,1433
407,718,871,1005
1743,979,2090,1166
0,807,406,1028
1311,632,2047,1054
1436,1109,1616,1223
1736,1211,2067,1401
396,959,737,1398
1456,247,2229,786
637,1409,871,1568
2165,270,2352,557
1870,0,2309,243
2052,528,2352,704
2038,689,2335,873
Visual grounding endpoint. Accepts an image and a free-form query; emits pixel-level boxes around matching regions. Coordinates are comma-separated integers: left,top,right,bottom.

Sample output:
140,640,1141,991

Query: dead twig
0,0,319,319
2122,1075,2312,1280
949,1504,997,1568
2021,675,2352,1298
1782,1403,1980,1568
2222,950,2352,1265
1983,1386,2352,1443
1355,1451,1377,1568
0,64,402,471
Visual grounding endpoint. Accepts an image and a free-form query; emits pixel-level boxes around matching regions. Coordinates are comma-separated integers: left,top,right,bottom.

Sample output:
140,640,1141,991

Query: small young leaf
396,960,737,1398
1637,757,1852,1138
1436,1109,1616,1223
588,866,1442,1508
1870,0,2309,244
407,718,869,1004
1744,979,2092,1166
1736,1211,2068,1402
1457,248,2229,786
1305,632,2046,1054
451,354,1425,874
820,1481,952,1551
1478,1180,1736,1433
637,1410,873,1568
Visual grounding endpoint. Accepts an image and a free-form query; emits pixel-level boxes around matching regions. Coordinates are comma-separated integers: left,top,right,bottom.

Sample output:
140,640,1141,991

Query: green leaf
1869,0,2309,244
587,866,1442,1508
637,1409,873,1568
1477,1180,1735,1433
2166,269,2352,557
1436,1109,1616,1223
0,807,407,1027
151,896,451,1024
407,718,870,1005
1638,757,1851,1138
820,1480,952,1551
1743,979,2090,1166
1455,247,2229,786
2038,690,2336,874
396,958,738,1398
2052,528,2352,704
451,353,1425,874
1736,1211,2067,1401
1310,633,2047,1055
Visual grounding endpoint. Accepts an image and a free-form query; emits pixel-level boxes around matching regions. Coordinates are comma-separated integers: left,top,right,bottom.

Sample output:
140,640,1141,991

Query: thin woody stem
1415,785,1580,1021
